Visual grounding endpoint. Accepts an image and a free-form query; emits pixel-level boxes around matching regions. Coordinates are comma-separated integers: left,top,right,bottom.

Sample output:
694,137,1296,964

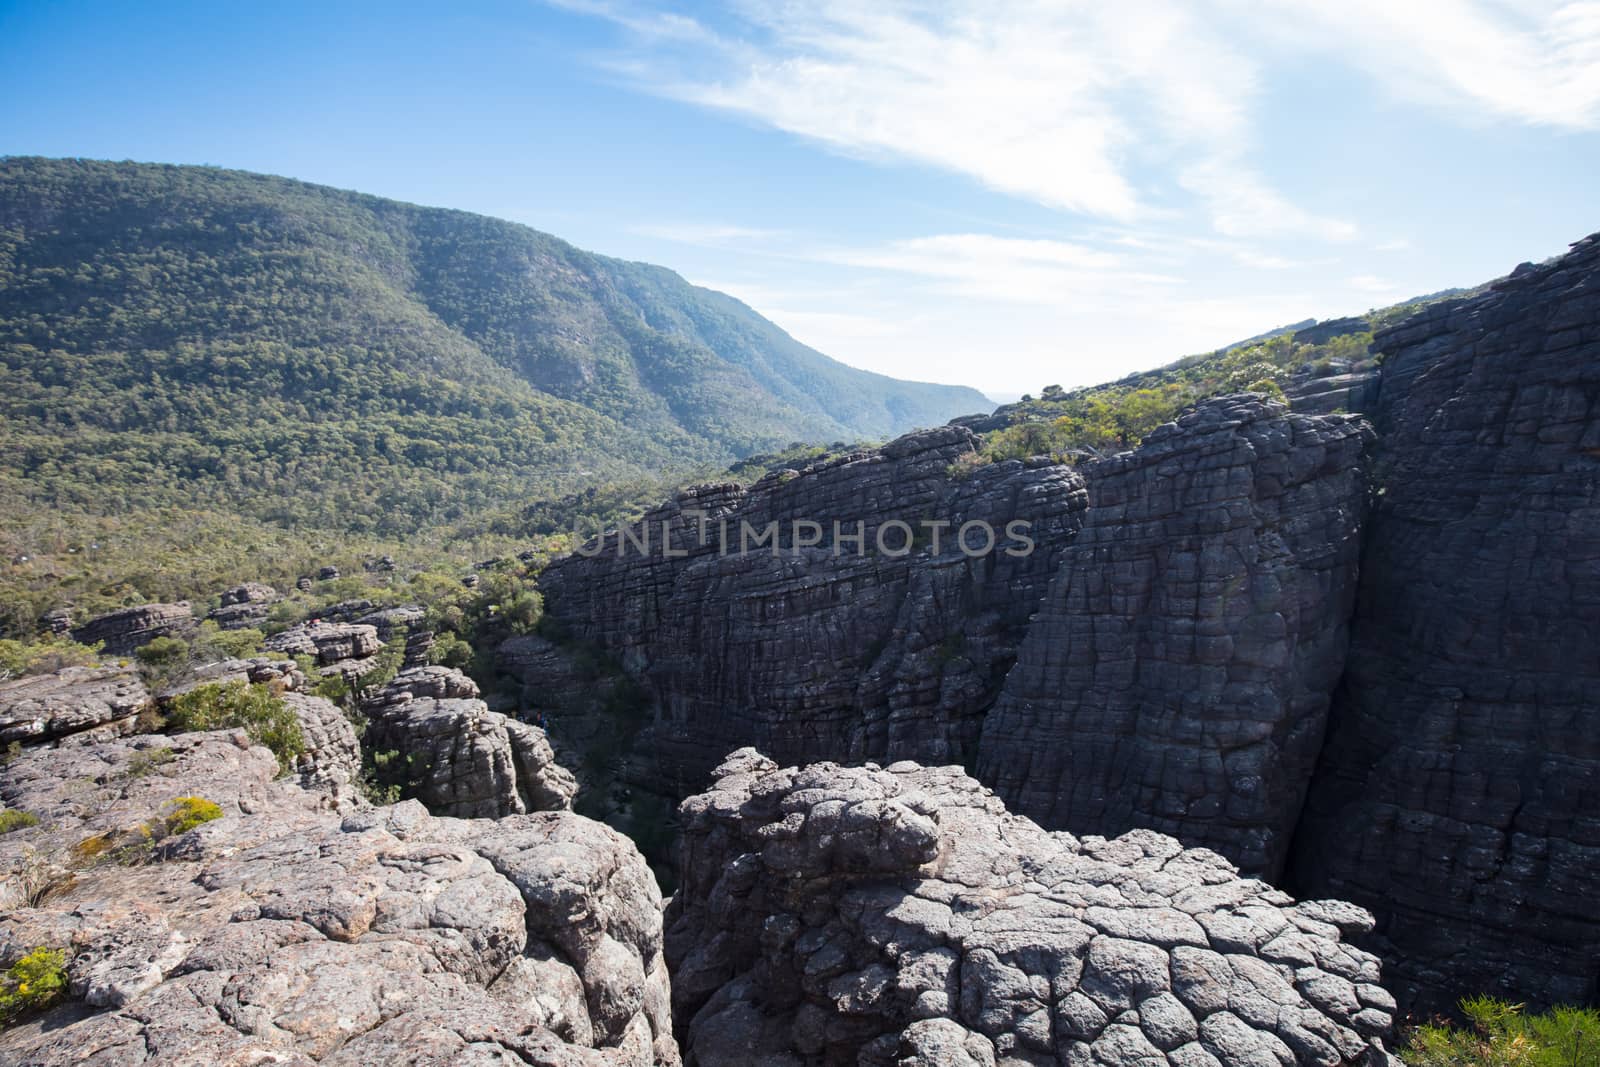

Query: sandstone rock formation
0,720,676,1064
263,619,385,682
979,396,1371,879
168,654,310,697
70,602,194,656
205,582,280,630
362,667,577,818
667,750,1400,1067
530,425,1089,791
0,665,150,748
1289,233,1600,1010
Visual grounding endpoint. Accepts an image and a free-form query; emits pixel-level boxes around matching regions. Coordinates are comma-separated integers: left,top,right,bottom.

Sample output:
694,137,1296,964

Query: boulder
361,667,577,818
205,582,279,630
262,621,383,678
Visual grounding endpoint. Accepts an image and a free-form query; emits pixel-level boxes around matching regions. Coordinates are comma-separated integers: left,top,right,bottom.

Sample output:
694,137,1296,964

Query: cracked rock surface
70,603,196,657
0,723,677,1065
666,750,1399,1067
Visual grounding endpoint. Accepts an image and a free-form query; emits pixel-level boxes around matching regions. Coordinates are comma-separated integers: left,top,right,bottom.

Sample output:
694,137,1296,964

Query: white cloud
1255,0,1600,129
561,0,1596,251
1179,161,1358,243
565,0,1356,238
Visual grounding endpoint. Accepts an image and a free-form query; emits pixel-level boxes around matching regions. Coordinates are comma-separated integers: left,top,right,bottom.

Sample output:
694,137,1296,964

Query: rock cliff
666,750,1400,1066
978,397,1371,879
0,665,150,747
1288,234,1600,1010
533,425,1088,790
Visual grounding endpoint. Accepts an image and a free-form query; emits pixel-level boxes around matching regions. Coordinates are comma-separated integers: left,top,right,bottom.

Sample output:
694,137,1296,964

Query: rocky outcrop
0,719,676,1064
530,425,1089,791
70,602,194,656
979,396,1371,879
205,582,280,630
263,620,385,683
1289,234,1600,1010
362,667,577,818
166,654,310,697
667,750,1400,1067
0,665,149,747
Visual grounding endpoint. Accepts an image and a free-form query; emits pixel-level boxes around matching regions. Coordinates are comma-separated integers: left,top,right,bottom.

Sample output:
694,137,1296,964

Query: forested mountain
0,157,986,535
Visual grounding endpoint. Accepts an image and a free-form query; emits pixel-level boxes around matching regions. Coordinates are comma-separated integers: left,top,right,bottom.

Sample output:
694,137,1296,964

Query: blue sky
3,1,1597,399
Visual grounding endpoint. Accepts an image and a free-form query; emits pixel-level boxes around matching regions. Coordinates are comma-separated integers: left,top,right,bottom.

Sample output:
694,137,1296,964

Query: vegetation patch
0,809,40,835
0,947,69,1028
159,796,224,836
124,746,176,779
0,636,101,681
1402,996,1600,1067
164,680,305,773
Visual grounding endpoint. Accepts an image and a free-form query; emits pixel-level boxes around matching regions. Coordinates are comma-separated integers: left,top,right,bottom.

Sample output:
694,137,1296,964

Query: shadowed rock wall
1290,235,1600,1010
536,425,1089,791
978,396,1371,879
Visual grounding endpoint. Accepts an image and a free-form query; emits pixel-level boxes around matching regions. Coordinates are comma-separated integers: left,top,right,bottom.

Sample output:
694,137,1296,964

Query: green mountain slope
0,157,987,536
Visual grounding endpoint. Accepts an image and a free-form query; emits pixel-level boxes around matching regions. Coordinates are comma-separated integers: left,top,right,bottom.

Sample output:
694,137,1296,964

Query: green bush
430,632,474,669
0,947,69,1027
160,796,224,836
0,810,40,835
134,636,191,688
164,680,305,774
191,621,264,660
1403,995,1600,1067
0,637,101,681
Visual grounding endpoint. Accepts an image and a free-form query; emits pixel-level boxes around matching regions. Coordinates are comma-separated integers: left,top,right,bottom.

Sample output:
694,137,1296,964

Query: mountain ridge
0,156,988,536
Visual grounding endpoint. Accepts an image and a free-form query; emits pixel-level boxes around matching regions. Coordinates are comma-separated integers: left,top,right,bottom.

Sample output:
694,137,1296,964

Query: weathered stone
206,582,280,630
666,750,1399,1066
263,620,383,666
0,665,149,747
980,395,1371,879
361,667,577,817
71,602,194,656
0,712,673,1065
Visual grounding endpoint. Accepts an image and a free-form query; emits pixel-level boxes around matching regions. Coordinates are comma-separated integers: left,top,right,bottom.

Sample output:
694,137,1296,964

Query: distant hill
0,157,986,537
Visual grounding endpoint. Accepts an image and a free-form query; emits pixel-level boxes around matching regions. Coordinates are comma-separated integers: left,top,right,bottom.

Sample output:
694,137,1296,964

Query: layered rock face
532,425,1088,790
362,667,578,817
264,619,384,667
979,397,1372,879
70,602,194,656
667,751,1400,1067
0,718,677,1064
0,665,150,747
1289,236,1600,1009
